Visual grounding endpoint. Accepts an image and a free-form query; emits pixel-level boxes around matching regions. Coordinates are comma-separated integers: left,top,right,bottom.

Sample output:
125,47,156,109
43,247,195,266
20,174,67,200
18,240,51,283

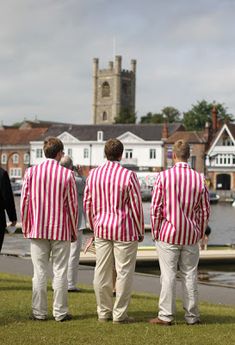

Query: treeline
115,100,234,131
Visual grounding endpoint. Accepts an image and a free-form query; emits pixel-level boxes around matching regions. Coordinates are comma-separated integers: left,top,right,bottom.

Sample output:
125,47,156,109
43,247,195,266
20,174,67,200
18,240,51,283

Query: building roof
227,123,235,138
40,123,184,141
166,130,207,144
0,128,48,145
18,120,72,129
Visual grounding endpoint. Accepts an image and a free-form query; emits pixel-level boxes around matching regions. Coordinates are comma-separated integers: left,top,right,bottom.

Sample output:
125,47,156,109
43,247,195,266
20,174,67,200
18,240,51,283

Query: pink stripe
83,161,144,242
20,159,78,241
150,163,210,245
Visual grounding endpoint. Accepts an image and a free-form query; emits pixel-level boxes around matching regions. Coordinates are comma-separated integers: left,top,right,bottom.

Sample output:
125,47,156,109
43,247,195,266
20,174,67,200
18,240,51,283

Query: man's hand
10,221,17,227
138,234,144,243
71,232,77,242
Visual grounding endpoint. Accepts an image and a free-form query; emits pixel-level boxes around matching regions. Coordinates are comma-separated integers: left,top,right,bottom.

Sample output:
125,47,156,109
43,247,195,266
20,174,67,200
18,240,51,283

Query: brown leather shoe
149,317,172,326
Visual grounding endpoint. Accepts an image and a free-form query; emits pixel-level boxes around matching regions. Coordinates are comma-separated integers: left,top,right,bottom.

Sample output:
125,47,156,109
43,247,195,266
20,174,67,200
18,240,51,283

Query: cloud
0,0,235,125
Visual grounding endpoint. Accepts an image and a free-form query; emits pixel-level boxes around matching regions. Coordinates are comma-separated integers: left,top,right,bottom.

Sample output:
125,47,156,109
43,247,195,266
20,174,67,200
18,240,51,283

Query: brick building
0,122,48,180
164,129,209,173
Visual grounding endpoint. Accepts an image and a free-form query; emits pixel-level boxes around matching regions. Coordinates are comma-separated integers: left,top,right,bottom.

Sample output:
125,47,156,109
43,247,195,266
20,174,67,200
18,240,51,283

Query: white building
30,123,184,172
206,123,235,192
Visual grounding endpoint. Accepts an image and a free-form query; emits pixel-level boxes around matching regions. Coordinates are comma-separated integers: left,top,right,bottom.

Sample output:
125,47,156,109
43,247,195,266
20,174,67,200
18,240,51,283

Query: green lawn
0,273,234,345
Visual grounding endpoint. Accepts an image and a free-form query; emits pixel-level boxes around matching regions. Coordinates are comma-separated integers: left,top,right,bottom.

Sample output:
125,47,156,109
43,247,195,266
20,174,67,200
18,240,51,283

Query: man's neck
174,159,188,164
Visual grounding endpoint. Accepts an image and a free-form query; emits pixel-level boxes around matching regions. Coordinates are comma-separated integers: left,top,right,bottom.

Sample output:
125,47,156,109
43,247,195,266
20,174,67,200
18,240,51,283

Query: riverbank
0,255,235,306
3,233,235,265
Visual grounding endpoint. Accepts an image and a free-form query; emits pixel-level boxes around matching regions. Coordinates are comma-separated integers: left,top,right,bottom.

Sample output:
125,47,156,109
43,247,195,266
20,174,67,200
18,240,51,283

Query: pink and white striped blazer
84,161,144,242
20,158,78,241
151,162,210,245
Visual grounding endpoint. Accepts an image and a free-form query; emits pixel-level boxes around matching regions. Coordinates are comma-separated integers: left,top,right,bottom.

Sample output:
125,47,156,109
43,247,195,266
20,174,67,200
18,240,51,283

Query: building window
36,149,43,158
24,153,30,165
97,131,103,142
12,153,19,164
102,82,110,97
10,168,22,178
102,112,108,121
68,148,73,157
149,149,156,159
216,154,234,166
1,153,7,165
125,149,133,159
122,82,129,96
191,156,196,170
84,148,89,159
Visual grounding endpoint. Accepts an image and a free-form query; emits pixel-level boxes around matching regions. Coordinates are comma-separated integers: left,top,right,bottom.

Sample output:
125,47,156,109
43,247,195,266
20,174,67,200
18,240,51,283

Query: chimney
162,119,169,140
203,121,210,142
212,105,218,132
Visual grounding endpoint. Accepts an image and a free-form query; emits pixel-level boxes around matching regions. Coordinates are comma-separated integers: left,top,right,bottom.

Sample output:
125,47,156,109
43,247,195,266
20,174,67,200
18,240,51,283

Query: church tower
92,56,136,124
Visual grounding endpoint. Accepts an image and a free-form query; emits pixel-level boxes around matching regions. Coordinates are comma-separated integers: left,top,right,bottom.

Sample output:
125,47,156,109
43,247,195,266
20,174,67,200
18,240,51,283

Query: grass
0,273,234,345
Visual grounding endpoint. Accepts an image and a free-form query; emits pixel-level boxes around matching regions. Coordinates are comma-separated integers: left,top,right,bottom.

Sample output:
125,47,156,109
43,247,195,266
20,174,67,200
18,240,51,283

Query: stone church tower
92,55,136,124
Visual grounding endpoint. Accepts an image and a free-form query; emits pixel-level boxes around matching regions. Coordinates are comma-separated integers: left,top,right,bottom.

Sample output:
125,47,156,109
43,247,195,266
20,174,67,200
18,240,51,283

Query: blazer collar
174,162,190,168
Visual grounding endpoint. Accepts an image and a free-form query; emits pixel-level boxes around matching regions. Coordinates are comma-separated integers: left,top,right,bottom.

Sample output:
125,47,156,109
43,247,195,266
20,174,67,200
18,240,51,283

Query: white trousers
94,238,138,322
156,240,200,324
67,230,83,289
31,239,70,321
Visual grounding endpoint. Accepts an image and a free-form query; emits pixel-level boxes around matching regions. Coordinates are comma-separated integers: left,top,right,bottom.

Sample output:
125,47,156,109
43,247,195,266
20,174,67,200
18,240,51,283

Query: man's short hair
43,137,64,159
173,139,190,161
104,138,124,161
60,155,73,169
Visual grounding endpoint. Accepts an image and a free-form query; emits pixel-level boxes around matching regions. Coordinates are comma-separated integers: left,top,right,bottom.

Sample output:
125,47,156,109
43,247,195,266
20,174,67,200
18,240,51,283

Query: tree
162,107,181,123
114,108,136,124
140,112,163,123
140,106,181,124
183,100,234,130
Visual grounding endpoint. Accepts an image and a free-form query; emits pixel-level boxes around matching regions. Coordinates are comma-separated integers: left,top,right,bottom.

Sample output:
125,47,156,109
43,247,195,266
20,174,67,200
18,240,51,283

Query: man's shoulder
0,167,6,177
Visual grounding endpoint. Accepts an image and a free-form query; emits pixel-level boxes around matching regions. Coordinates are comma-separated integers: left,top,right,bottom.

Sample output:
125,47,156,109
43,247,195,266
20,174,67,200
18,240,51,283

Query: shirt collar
174,162,190,168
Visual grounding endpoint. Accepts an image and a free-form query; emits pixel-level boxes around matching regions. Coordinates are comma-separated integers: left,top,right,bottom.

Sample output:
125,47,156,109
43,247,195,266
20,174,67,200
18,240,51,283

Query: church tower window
102,111,108,121
102,82,110,97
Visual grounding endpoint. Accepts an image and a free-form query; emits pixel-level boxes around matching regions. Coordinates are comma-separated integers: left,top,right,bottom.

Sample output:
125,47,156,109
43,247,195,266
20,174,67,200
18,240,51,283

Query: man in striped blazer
21,137,78,322
84,138,144,324
150,139,210,326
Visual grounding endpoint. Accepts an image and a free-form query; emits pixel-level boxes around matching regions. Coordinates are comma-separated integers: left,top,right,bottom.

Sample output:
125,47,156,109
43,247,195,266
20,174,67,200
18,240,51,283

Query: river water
11,197,235,246
142,202,235,246
2,197,235,288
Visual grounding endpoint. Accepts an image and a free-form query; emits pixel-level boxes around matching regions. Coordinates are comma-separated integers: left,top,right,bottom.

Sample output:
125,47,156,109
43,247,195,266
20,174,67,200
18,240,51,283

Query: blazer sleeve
20,168,30,237
83,173,94,231
197,180,211,238
67,173,78,240
1,170,17,223
128,172,145,236
150,173,163,240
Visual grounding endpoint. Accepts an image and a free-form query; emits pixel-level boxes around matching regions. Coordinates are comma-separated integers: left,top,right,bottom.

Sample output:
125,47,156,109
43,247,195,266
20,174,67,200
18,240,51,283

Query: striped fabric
84,161,144,242
20,158,78,241
151,162,210,245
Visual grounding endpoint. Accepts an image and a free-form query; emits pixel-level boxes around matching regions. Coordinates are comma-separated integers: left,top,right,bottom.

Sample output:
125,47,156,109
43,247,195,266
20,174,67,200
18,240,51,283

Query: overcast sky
1,0,235,125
